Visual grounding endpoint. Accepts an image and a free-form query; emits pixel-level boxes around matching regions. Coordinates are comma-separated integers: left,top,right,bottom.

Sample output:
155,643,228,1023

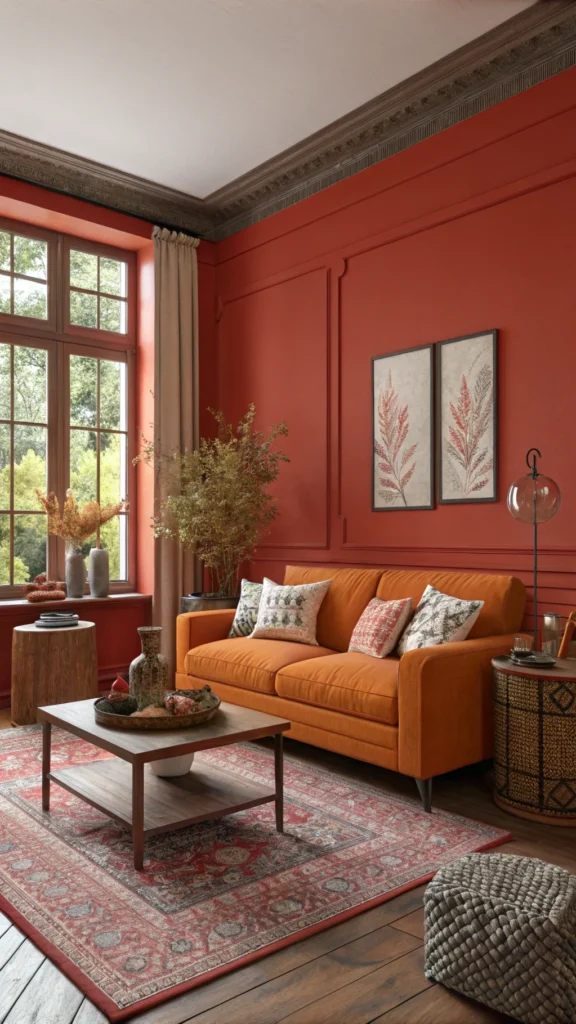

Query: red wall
212,67,576,633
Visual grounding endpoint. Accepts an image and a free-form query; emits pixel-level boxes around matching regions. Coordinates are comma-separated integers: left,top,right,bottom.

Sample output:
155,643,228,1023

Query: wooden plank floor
0,708,573,1023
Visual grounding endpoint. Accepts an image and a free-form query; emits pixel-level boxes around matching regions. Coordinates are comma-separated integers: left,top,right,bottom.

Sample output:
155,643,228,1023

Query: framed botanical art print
437,330,498,504
372,344,434,511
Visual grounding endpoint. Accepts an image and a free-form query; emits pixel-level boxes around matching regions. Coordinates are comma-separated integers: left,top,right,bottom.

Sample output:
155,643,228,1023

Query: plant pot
180,593,238,614
149,752,195,777
65,549,86,599
129,626,169,711
88,547,109,598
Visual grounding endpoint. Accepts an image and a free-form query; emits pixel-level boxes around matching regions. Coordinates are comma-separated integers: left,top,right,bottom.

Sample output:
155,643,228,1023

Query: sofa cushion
228,579,263,638
376,569,525,639
349,597,413,658
251,577,331,645
397,586,483,654
276,652,399,725
283,566,382,652
184,638,335,695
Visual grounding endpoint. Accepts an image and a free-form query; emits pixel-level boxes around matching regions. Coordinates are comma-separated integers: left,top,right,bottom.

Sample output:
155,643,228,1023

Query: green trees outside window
0,221,133,591
0,344,128,585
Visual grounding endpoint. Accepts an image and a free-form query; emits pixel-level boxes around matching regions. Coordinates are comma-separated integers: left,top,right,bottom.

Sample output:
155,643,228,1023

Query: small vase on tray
129,626,169,711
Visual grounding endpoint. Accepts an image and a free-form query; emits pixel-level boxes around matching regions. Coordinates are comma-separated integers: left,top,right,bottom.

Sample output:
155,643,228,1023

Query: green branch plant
136,405,288,599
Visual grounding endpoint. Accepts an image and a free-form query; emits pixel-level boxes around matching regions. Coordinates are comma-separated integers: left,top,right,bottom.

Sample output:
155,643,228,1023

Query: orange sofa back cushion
283,566,382,652
376,569,525,638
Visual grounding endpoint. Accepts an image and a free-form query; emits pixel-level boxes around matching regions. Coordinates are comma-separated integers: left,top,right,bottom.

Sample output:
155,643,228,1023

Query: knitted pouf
424,853,576,1024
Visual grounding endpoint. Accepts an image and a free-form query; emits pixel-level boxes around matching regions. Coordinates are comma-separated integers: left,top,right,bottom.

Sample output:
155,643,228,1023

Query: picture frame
372,344,434,511
436,330,498,504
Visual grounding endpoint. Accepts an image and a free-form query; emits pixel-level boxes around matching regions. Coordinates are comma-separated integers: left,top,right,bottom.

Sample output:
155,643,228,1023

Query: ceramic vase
150,753,195,777
65,548,86,599
88,547,110,598
129,626,168,711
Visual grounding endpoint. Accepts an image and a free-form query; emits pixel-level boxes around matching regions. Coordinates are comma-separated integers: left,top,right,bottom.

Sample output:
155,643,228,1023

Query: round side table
492,655,576,825
11,621,98,725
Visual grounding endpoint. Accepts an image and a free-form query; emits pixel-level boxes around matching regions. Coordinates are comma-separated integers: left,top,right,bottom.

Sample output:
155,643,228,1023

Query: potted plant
36,489,127,598
137,405,288,610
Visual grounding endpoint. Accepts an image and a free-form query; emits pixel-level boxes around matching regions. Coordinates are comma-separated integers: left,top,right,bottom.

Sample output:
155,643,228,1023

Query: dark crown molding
0,1,575,241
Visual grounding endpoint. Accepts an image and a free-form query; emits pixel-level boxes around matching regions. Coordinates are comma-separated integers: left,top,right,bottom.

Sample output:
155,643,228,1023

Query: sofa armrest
176,610,236,674
397,633,519,780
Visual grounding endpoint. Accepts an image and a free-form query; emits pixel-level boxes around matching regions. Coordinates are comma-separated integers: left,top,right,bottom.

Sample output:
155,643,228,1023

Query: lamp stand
533,518,538,651
507,447,561,669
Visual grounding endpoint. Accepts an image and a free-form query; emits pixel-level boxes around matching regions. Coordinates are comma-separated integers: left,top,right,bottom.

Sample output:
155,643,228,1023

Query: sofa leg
415,777,433,812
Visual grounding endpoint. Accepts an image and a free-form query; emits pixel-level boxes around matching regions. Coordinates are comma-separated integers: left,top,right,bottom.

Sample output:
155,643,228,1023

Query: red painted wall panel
219,268,329,549
212,68,576,631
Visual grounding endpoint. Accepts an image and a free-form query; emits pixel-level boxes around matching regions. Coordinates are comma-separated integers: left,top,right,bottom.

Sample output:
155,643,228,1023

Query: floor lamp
507,448,561,665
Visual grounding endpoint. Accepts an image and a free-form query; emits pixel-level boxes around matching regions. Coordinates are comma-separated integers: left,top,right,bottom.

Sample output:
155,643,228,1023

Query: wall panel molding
1,4,575,239
219,266,331,551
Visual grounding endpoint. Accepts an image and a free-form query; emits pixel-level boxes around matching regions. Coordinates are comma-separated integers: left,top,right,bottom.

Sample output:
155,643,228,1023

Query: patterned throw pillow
396,585,484,655
348,598,413,658
228,579,263,638
250,577,332,646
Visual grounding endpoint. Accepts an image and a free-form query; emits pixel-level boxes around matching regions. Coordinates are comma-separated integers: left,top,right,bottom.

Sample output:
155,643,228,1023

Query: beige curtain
152,227,200,677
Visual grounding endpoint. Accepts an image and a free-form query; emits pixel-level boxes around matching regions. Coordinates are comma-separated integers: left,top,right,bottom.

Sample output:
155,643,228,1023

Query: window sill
0,593,151,615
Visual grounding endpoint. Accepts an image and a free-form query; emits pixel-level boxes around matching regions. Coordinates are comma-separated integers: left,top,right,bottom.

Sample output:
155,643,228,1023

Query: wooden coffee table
37,699,290,870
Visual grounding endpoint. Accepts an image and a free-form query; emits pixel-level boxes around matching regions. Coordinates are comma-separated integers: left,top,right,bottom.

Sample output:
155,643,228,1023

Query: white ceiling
2,0,535,199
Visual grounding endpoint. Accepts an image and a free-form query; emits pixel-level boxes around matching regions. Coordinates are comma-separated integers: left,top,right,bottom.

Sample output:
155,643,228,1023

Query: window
0,218,135,595
0,228,49,321
0,342,49,584
69,353,129,580
69,249,128,334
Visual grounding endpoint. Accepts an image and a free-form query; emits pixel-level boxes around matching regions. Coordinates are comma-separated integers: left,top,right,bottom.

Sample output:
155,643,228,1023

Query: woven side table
492,655,576,824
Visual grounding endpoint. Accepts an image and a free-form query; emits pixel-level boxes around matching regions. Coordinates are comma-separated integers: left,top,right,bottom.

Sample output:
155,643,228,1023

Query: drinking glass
513,636,533,655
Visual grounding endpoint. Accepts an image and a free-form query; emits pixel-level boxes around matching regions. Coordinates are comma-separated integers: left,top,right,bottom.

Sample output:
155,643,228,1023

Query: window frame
62,341,136,591
0,217,57,332
0,331,59,594
0,220,137,597
62,235,136,347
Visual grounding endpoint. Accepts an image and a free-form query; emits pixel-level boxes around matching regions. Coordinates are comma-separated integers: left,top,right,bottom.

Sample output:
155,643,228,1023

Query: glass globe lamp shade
507,474,561,524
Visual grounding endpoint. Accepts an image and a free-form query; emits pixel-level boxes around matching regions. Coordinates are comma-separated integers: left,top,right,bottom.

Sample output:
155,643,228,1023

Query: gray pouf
424,853,576,1024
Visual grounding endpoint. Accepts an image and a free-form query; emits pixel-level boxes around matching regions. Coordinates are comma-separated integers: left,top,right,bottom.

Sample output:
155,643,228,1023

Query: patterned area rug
0,726,510,1021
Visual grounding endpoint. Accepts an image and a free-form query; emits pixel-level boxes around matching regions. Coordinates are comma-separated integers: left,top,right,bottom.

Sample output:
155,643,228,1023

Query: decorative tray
94,690,221,731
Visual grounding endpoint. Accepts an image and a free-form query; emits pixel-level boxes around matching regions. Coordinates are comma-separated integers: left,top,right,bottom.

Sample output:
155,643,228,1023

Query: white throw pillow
250,577,331,646
228,579,263,638
396,585,484,655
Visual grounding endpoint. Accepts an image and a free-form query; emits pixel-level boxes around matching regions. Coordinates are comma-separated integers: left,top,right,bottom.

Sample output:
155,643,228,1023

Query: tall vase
89,547,110,598
66,547,86,599
129,626,169,710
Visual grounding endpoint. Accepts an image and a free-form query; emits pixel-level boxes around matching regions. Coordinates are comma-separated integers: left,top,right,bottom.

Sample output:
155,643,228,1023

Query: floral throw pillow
250,577,332,646
228,579,263,638
396,585,484,655
348,598,413,658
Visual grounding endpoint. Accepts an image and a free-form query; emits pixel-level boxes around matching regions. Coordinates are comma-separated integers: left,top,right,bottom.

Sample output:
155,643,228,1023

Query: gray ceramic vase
65,548,86,599
88,547,110,598
129,626,169,710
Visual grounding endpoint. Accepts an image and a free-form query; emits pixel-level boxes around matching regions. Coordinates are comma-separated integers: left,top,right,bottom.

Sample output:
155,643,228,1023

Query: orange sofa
176,566,526,809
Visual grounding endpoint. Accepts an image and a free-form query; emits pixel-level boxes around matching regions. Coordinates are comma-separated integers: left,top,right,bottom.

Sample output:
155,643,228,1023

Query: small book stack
35,612,80,629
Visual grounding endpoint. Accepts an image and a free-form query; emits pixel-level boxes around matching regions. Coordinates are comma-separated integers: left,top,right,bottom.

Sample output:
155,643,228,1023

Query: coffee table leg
42,721,51,812
275,732,284,833
132,761,144,871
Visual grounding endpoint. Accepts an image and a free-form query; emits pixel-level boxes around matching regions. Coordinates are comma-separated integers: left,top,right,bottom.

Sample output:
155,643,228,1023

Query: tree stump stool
11,622,98,725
